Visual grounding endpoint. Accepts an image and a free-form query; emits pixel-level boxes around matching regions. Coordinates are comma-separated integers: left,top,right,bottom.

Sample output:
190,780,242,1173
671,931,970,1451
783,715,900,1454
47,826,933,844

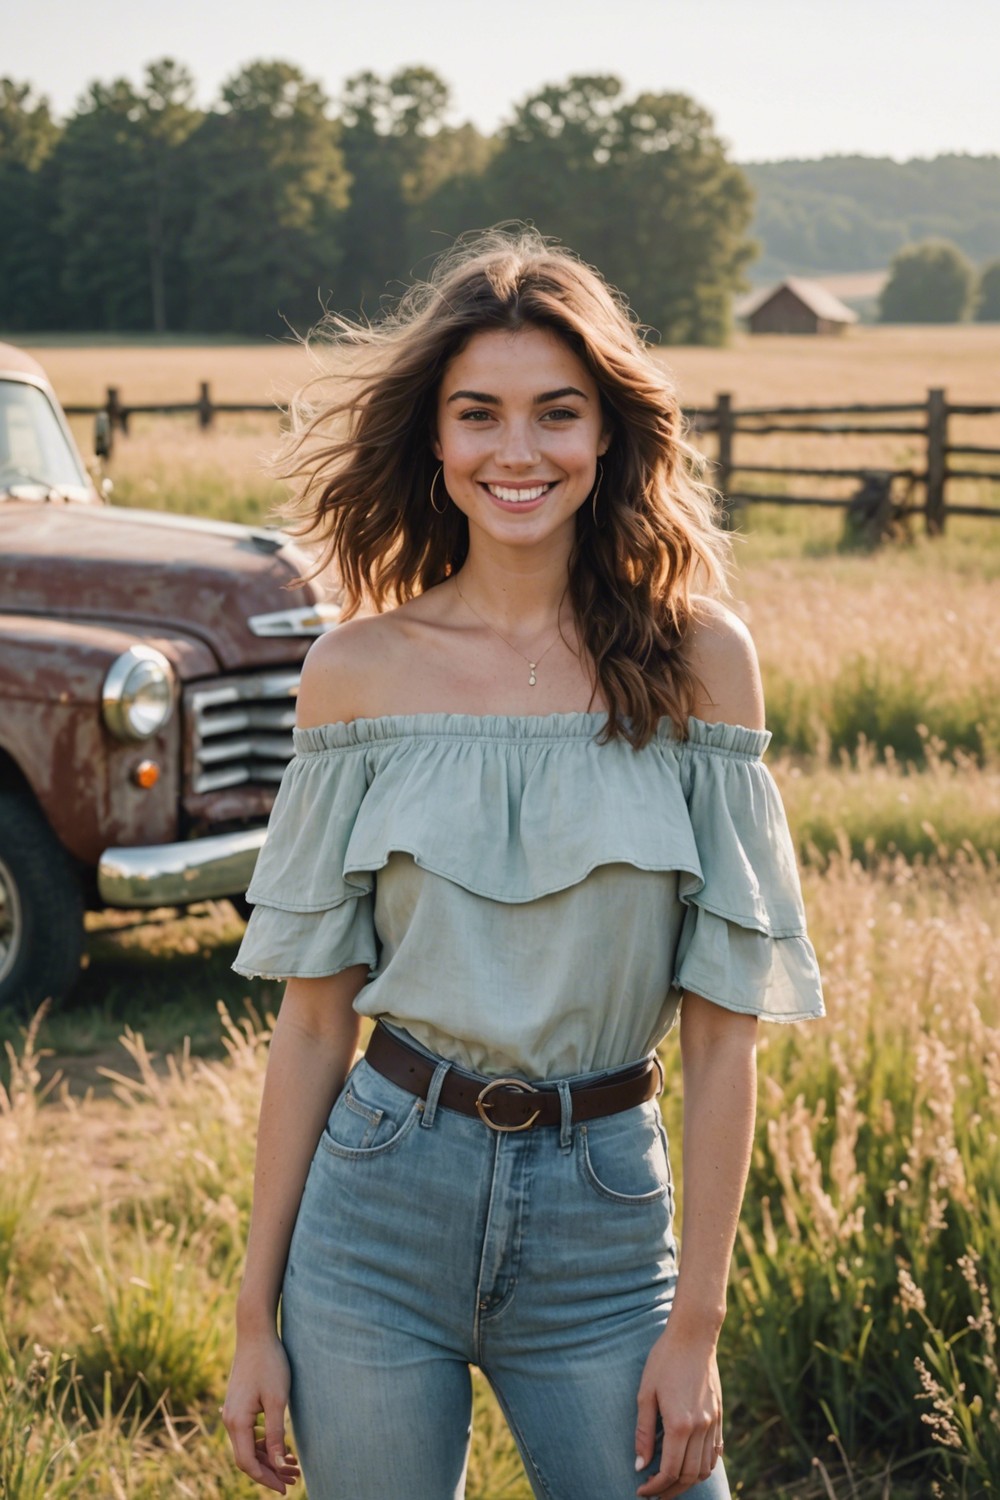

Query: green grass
731,501,1000,571
773,742,1000,863
764,662,1000,765
0,902,278,1088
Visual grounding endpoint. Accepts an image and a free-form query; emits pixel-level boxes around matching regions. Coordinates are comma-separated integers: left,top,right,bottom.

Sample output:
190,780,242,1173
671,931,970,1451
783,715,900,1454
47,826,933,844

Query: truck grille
187,671,300,794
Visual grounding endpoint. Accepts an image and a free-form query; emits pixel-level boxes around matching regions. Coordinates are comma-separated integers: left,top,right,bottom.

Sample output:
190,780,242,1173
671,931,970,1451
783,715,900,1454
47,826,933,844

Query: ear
431,434,443,462
597,429,611,458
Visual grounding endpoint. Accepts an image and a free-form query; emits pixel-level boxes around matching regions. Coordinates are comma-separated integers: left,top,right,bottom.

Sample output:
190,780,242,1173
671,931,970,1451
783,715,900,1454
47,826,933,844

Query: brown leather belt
365,1021,663,1133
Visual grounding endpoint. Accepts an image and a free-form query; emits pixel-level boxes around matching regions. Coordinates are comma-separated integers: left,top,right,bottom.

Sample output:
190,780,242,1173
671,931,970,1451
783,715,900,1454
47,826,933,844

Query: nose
494,418,540,469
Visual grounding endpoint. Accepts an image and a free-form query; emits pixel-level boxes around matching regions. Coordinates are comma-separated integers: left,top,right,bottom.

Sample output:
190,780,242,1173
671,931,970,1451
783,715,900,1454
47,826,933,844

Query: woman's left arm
634,998,757,1497
635,598,764,1496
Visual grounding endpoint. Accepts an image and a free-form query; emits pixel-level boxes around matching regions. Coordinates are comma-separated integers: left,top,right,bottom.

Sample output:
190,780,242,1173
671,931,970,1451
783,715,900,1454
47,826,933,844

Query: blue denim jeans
280,1051,731,1500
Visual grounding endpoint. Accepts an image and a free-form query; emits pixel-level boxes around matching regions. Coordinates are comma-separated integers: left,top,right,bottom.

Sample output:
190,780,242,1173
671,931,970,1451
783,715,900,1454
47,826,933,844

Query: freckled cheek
439,430,491,475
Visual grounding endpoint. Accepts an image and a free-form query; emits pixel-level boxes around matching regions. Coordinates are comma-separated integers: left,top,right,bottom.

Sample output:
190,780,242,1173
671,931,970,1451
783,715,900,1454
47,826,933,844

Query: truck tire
0,791,85,1014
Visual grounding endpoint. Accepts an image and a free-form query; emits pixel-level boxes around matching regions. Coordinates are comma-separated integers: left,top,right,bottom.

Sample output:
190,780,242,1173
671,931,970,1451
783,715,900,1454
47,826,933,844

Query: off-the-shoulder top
233,713,824,1079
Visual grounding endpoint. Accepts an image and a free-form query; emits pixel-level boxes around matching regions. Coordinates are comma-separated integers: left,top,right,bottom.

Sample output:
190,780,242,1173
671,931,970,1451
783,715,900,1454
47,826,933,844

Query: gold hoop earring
430,465,448,515
590,461,605,527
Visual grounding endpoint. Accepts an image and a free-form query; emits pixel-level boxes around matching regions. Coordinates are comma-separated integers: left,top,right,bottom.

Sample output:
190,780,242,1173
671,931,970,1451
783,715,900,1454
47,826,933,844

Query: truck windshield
0,380,90,495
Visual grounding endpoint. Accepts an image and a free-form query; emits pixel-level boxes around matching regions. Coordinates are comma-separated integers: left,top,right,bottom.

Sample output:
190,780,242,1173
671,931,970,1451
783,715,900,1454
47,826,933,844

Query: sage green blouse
233,713,824,1079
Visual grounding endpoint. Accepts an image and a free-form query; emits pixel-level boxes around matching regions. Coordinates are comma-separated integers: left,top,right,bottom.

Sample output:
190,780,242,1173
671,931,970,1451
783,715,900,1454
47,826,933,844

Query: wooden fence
686,389,1000,534
65,382,1000,535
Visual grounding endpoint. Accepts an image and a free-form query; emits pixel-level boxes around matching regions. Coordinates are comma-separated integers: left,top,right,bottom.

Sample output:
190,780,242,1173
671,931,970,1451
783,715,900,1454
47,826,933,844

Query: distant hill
742,154,1000,284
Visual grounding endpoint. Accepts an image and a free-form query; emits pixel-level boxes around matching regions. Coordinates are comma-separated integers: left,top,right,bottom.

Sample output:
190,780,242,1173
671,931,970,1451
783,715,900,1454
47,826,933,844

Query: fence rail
67,381,1000,535
690,386,1000,534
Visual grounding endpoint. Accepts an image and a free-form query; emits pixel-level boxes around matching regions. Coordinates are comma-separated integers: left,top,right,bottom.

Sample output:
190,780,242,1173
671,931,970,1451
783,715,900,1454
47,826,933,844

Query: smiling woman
278,229,728,743
221,228,824,1500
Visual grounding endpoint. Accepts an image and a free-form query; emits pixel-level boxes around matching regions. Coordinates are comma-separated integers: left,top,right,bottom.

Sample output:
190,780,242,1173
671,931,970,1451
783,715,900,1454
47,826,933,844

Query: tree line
745,154,1000,282
0,62,755,344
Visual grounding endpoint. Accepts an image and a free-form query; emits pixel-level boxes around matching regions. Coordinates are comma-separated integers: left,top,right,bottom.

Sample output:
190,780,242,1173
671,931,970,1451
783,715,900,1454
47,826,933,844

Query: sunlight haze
8,0,1000,162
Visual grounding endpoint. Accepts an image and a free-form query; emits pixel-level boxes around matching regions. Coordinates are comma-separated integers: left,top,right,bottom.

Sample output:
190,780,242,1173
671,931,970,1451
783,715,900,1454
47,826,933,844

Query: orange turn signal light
132,759,160,789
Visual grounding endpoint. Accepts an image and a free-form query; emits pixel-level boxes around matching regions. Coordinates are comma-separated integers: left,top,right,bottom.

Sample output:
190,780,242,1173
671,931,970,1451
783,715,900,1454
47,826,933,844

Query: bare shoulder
684,596,765,731
296,613,399,729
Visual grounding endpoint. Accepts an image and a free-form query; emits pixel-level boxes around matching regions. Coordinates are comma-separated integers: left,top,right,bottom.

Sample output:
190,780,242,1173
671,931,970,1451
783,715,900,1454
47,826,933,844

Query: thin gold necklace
454,576,564,687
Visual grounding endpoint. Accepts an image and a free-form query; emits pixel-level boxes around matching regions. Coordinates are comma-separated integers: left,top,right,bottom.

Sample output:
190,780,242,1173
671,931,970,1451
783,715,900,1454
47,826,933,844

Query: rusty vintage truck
0,343,338,1011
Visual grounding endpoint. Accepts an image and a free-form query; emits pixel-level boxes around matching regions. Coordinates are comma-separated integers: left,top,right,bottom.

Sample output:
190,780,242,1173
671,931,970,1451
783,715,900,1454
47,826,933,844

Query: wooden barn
738,277,859,335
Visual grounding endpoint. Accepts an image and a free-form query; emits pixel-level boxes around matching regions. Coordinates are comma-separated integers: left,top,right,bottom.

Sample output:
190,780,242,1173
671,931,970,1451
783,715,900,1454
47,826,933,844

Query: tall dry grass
2,846,998,1497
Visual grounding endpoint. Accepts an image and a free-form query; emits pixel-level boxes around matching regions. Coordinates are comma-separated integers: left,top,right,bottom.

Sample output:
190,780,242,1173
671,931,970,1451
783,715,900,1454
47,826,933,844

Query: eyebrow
445,386,589,405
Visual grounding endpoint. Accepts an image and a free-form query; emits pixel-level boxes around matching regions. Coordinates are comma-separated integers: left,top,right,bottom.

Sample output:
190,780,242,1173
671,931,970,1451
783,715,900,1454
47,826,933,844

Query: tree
405,122,498,272
335,66,455,311
479,75,625,266
603,90,755,343
135,60,201,332
475,77,754,343
55,78,151,329
54,61,199,331
879,239,976,323
0,79,63,329
975,260,1000,322
182,61,349,334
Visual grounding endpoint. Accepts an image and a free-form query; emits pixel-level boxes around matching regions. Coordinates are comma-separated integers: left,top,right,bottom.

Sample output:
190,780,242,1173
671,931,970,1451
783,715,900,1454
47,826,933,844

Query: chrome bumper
97,827,266,908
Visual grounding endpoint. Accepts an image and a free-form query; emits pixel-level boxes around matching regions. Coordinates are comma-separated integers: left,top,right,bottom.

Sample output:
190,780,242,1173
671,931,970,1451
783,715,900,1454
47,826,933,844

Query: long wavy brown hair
279,228,731,747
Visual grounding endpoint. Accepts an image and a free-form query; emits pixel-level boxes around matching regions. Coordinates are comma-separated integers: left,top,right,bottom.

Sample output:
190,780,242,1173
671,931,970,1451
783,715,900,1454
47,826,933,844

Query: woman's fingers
696,1424,720,1484
263,1399,300,1480
255,1436,301,1484
636,1422,718,1496
223,1400,299,1494
634,1386,659,1471
225,1418,284,1493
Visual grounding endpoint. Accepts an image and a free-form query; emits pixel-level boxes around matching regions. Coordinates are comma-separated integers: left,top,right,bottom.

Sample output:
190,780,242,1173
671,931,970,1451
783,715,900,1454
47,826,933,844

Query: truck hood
1,499,331,671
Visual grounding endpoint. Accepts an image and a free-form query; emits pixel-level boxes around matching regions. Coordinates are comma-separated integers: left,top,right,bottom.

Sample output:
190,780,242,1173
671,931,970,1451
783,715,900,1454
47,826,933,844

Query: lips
482,482,556,503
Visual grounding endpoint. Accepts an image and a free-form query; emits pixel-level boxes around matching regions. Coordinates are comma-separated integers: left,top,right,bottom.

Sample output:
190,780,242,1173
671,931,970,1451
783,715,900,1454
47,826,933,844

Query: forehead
440,325,596,395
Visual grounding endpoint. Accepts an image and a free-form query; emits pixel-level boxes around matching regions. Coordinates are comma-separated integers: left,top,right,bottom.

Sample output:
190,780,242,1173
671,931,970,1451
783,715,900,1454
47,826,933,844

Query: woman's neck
455,541,572,635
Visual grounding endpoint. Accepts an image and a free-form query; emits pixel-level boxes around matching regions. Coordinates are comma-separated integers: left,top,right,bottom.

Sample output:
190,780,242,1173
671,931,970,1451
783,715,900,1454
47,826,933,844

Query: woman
222,230,824,1500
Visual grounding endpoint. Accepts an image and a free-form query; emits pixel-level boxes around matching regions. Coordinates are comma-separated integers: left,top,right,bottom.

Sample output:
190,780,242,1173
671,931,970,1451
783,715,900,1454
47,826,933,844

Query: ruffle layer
674,906,824,1023
231,895,378,982
248,712,780,911
235,712,823,1020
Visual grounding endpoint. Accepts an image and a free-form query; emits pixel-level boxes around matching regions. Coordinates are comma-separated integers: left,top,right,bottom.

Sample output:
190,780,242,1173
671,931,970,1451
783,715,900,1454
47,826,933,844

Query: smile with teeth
483,482,556,503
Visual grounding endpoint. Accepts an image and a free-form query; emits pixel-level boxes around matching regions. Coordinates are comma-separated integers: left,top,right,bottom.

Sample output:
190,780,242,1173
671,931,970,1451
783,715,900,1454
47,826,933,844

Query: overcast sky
7,0,999,163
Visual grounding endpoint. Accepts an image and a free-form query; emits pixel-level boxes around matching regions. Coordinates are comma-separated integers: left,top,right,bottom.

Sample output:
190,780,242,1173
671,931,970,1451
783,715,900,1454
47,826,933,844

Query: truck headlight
102,646,174,741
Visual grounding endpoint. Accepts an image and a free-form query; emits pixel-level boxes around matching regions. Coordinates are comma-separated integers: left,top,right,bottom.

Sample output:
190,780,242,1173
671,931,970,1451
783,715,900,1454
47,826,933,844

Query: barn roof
738,277,859,324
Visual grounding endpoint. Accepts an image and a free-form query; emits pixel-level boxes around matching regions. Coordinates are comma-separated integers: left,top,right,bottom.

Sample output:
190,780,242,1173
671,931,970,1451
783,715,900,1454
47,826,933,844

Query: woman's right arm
224,623,376,1491
223,969,368,1492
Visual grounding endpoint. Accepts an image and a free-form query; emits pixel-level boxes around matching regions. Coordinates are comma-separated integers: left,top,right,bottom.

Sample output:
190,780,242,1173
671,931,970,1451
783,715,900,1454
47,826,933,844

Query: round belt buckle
475,1077,541,1132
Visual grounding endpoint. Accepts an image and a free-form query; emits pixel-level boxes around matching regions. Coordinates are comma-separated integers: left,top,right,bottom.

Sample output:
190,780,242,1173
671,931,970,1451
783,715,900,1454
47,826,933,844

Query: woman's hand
222,1328,301,1494
634,1322,723,1497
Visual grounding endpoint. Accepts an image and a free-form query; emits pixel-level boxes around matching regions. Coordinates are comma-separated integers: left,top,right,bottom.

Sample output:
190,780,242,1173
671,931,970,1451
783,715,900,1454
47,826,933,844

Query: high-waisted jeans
280,1049,731,1500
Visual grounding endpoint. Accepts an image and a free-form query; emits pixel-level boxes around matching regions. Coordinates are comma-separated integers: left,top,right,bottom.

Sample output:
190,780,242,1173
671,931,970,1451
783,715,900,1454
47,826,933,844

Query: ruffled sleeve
232,734,378,981
673,718,825,1023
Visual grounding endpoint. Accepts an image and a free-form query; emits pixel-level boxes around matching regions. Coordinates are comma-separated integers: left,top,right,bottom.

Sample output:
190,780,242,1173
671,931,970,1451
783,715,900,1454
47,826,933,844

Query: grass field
2,327,999,1497
29,322,1000,531
23,323,1000,407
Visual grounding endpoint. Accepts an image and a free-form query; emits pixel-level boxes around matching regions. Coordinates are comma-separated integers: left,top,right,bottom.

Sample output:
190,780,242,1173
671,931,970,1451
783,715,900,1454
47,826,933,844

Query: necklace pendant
528,665,537,686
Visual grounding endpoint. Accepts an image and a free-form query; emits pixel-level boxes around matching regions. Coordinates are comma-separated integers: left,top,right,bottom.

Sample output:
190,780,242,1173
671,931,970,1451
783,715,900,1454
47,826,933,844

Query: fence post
198,381,214,430
925,387,948,535
106,385,126,437
715,392,734,522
